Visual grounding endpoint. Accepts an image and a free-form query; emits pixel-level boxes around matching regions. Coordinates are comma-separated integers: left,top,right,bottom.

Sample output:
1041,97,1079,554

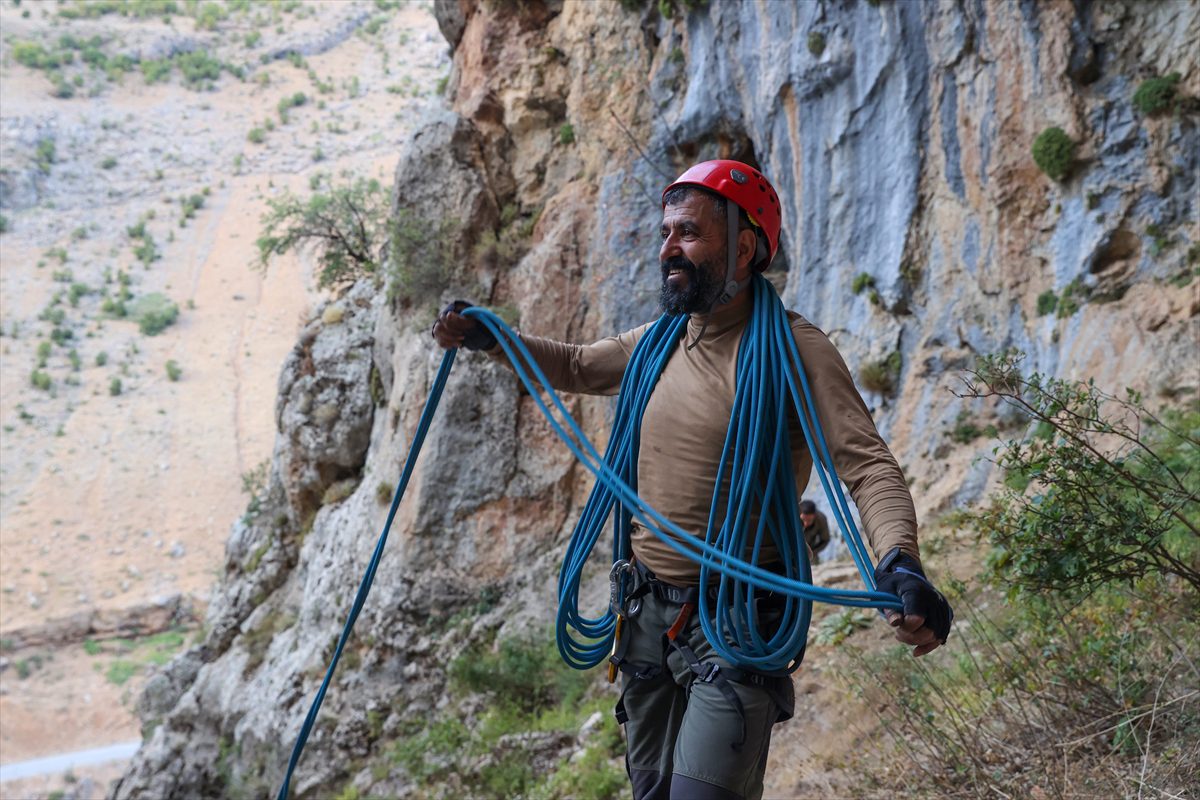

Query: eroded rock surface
114,1,1199,797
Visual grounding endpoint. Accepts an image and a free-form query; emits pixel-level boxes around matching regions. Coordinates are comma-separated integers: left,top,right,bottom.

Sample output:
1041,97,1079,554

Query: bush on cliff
1132,72,1182,116
1032,126,1075,181
256,175,389,292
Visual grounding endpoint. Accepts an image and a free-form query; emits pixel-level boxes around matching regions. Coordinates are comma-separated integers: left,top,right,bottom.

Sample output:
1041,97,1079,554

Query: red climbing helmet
662,159,782,271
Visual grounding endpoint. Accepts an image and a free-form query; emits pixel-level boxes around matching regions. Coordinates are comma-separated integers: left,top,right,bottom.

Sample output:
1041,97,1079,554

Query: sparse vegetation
130,293,179,335
277,91,307,123
859,351,902,395
256,175,390,292
1036,289,1058,316
165,359,182,381
558,122,575,145
373,634,625,798
1032,126,1075,182
35,138,57,174
807,31,826,56
30,370,53,392
847,353,1200,798
1056,277,1087,318
1132,72,1183,116
109,377,123,396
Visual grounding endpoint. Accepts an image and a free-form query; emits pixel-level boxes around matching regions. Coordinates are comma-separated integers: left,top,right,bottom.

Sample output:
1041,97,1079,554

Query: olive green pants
617,591,795,800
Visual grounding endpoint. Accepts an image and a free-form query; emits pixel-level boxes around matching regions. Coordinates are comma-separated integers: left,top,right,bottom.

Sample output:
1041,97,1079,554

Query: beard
659,255,723,315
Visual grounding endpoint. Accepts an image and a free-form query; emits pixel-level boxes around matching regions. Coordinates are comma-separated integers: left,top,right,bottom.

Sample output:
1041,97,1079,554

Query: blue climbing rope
277,275,902,797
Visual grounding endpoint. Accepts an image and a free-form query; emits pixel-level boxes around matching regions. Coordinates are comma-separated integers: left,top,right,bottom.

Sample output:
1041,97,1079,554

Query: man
433,160,952,800
798,500,830,564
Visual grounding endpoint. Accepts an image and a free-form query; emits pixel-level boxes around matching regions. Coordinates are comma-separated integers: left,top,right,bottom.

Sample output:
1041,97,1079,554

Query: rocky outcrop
114,1,1199,798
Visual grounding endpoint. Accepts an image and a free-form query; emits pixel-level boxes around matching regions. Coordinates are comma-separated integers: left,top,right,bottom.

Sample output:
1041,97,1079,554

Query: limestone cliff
112,1,1199,798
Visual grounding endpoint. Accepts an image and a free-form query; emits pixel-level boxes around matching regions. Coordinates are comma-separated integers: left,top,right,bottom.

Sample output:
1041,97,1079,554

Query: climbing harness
276,274,903,798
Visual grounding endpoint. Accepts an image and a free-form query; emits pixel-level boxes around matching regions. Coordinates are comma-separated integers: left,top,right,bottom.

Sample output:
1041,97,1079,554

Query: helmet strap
687,203,748,352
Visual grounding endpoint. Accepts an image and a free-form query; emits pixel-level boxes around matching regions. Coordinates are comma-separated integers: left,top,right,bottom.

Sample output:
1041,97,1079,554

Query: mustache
661,255,698,278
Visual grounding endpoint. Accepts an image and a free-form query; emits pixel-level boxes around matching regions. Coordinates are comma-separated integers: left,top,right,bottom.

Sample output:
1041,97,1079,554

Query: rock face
112,1,1199,798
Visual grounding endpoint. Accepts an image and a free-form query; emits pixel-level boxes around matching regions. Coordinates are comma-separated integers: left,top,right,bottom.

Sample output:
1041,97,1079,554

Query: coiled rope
277,274,901,798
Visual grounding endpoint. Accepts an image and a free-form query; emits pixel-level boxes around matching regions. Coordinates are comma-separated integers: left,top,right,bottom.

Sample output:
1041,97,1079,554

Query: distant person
799,499,830,564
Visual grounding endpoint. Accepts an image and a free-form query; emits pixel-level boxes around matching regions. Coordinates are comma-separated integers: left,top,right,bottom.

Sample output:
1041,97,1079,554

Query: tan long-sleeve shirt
499,298,919,585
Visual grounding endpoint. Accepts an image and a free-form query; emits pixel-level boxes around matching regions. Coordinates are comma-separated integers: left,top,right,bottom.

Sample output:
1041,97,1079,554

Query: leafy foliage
256,176,389,292
130,292,180,335
378,634,625,799
1132,72,1182,116
859,351,902,395
959,351,1199,597
387,207,462,307
1031,126,1075,182
842,352,1200,796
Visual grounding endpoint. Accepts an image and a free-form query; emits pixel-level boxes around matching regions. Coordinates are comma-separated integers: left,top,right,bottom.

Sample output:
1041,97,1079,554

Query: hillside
0,2,447,797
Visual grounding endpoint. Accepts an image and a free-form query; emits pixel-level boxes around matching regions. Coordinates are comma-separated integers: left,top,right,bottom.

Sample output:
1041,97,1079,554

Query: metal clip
607,614,623,684
609,560,643,619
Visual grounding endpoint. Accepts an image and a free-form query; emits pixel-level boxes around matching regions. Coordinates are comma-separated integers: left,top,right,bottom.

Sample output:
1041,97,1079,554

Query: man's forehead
661,193,720,225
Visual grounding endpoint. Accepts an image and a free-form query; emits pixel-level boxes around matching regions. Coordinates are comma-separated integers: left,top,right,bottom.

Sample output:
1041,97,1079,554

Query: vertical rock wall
113,1,1198,797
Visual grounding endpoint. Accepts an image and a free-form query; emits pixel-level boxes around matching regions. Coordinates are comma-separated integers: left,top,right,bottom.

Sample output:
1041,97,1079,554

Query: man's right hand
431,300,498,351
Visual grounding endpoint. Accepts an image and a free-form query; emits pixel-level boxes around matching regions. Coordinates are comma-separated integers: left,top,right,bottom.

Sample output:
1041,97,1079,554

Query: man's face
800,511,815,526
658,193,726,315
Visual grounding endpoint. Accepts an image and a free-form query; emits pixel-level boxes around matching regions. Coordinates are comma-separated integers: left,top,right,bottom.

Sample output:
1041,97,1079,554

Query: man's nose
660,231,681,261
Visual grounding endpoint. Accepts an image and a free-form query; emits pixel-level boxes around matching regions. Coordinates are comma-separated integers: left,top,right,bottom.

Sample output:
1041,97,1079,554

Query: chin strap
687,203,748,351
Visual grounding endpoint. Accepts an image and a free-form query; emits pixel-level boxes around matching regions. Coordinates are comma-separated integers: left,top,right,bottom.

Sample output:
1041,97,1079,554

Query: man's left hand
873,548,953,658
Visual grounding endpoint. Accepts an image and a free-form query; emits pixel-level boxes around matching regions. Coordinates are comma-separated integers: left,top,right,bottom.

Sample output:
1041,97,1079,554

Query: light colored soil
0,0,447,789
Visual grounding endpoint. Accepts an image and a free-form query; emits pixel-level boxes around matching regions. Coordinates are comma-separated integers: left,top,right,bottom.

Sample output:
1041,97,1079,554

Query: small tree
256,176,389,292
957,351,1200,598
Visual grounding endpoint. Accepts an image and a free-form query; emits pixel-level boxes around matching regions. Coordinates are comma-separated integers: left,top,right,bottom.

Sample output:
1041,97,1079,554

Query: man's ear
735,228,758,275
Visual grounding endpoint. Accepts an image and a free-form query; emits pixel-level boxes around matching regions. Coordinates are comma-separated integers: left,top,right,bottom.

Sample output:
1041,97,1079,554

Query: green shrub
1031,126,1075,181
68,282,91,306
1132,72,1182,116
35,138,56,174
106,660,138,686
247,127,265,144
95,351,108,367
859,351,902,395
1056,278,1086,318
194,1,226,29
851,272,875,295
109,377,122,396
100,156,117,170
258,176,390,292
130,292,179,335
558,122,575,145
807,31,826,56
30,370,52,391
165,359,182,381
141,59,172,83
133,235,160,264
963,352,1199,595
177,50,224,88
450,636,591,716
36,340,52,367
1035,289,1058,316
0,214,8,234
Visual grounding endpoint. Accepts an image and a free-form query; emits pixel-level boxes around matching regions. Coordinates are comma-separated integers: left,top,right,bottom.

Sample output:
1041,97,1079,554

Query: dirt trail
0,2,447,794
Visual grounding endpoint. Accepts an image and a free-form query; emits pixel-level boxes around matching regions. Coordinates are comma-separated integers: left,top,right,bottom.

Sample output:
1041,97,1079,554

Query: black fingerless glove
874,548,953,642
442,300,498,352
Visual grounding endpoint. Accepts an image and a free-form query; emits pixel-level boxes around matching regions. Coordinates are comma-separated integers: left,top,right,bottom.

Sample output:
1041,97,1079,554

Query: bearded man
432,160,952,800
